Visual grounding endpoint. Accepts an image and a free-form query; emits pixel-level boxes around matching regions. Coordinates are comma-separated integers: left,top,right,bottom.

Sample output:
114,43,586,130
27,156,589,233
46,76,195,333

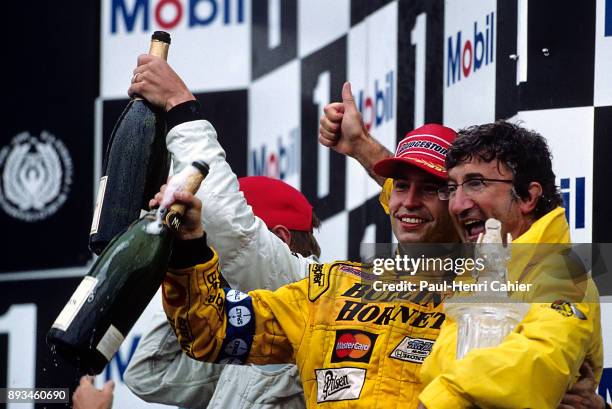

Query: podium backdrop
1,0,611,407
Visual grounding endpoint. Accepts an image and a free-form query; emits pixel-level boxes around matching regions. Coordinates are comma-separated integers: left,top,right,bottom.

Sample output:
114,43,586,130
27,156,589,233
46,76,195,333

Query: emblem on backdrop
0,131,73,221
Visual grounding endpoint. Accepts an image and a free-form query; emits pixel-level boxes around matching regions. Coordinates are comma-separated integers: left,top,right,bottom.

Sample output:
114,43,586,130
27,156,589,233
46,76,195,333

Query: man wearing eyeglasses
416,121,603,408
154,84,468,406
123,58,465,408
437,121,564,243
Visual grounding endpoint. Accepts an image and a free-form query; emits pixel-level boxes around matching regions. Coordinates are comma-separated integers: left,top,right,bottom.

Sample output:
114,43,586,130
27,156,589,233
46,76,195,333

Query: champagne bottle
48,161,209,375
89,31,172,255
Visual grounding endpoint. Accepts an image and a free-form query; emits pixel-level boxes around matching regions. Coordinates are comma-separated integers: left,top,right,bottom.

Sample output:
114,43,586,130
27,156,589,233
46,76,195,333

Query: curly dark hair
445,120,563,219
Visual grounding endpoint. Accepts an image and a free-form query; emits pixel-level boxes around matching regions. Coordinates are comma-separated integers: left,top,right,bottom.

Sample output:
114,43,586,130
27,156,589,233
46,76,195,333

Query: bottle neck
149,40,169,60
133,39,170,101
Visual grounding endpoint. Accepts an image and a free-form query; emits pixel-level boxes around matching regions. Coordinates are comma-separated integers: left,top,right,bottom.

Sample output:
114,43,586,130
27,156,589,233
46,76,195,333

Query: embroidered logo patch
216,287,255,365
223,338,249,356
315,367,366,403
309,263,330,301
228,306,252,327
331,330,377,363
226,289,249,303
389,336,434,363
550,300,586,320
312,264,325,286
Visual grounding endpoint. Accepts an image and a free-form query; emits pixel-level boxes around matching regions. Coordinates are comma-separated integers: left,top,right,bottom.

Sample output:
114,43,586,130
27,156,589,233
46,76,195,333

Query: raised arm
128,55,311,290
318,81,393,186
124,57,310,407
163,237,309,366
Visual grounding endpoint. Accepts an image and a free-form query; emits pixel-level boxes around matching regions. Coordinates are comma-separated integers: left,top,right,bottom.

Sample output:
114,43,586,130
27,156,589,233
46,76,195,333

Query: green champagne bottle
89,31,172,255
47,161,209,375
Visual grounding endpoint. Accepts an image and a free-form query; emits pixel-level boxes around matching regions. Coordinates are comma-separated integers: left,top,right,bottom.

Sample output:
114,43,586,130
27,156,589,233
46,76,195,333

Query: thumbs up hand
318,81,393,186
318,82,368,157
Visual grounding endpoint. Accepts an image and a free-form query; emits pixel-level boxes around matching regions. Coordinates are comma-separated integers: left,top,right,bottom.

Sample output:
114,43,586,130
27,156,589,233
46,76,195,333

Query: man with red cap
320,82,459,245
237,176,320,257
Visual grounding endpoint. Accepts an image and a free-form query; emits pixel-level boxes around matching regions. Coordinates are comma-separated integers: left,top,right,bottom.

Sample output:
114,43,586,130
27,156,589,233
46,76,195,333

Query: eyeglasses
437,178,513,200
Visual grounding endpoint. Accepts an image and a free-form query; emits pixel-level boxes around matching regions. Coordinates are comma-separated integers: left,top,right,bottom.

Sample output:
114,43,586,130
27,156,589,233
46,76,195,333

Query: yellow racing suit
163,206,602,408
418,207,603,408
163,252,447,408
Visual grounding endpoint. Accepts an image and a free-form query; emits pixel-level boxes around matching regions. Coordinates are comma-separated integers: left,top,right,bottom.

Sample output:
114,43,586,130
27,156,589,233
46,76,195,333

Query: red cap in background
238,176,313,231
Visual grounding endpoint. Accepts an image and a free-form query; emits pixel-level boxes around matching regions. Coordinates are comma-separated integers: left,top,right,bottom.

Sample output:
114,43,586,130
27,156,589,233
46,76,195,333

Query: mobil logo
110,0,245,34
447,12,495,87
249,127,299,180
560,177,586,229
356,71,394,131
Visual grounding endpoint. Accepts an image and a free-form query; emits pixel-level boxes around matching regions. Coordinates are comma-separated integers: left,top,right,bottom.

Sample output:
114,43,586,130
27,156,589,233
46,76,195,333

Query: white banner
298,0,350,58
594,0,612,106
100,0,250,98
511,107,593,243
345,1,397,212
247,60,301,189
443,0,497,129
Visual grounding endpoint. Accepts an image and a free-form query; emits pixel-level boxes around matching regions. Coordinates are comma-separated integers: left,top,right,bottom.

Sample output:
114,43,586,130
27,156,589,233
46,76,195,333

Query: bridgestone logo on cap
396,140,449,157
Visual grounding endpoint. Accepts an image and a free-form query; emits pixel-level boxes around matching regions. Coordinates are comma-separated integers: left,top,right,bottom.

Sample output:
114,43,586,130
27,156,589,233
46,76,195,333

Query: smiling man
373,126,460,245
418,120,603,409
440,121,563,243
125,61,464,407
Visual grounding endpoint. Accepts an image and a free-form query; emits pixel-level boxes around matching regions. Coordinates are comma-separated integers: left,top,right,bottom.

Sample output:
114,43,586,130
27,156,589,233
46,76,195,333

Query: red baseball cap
373,123,457,180
238,176,313,231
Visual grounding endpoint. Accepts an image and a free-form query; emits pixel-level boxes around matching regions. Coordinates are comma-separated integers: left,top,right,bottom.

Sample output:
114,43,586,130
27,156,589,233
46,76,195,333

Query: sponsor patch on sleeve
309,263,330,301
338,264,379,281
215,289,255,364
315,367,366,403
549,300,587,320
389,336,434,364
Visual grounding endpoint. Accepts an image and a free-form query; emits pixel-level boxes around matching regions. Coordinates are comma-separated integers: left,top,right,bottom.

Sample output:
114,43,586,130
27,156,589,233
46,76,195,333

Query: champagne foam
159,164,201,208
145,212,164,235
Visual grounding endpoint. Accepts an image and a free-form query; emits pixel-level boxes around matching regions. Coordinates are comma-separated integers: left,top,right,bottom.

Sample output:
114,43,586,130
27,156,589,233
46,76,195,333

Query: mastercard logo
332,331,378,363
